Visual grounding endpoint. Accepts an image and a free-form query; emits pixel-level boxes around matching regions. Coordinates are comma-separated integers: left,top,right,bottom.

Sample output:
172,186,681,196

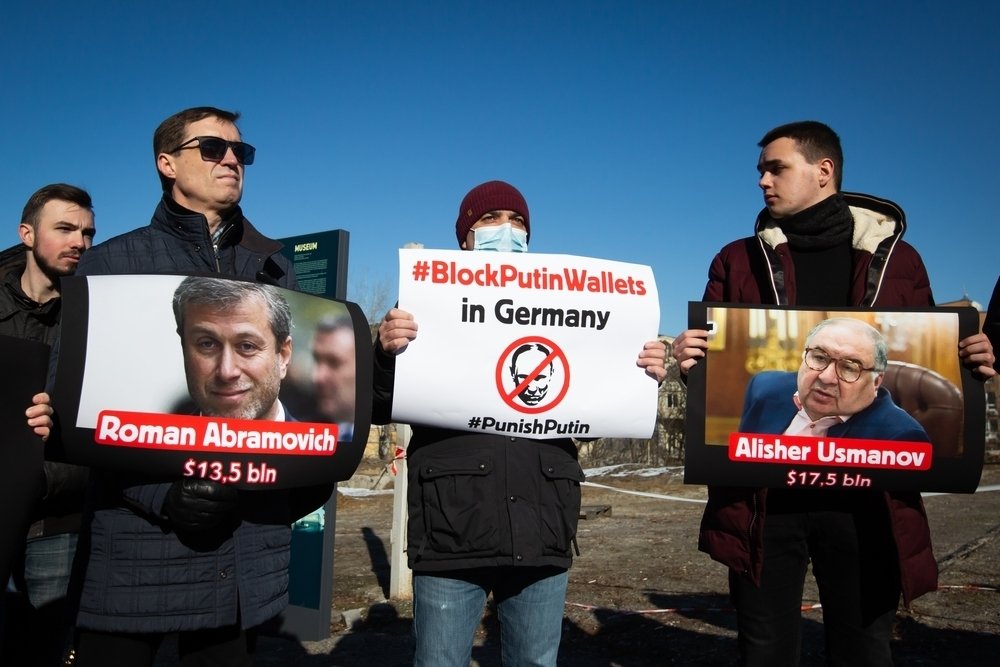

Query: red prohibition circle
495,335,570,414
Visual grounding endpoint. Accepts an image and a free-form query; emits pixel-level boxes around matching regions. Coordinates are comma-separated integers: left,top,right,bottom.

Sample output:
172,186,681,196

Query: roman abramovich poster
52,274,371,489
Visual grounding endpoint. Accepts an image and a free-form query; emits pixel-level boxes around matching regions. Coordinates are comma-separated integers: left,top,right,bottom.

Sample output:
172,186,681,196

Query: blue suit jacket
739,371,930,443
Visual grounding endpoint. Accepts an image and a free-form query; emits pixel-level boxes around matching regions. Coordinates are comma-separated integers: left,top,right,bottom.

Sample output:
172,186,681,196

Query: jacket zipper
756,235,784,304
747,492,759,573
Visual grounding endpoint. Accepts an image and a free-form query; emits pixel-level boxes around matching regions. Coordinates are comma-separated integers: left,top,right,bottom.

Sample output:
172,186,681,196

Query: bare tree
356,243,423,462
348,267,394,328
349,242,425,328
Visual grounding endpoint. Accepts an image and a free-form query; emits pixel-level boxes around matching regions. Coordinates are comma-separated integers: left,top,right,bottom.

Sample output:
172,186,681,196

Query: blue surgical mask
473,223,528,252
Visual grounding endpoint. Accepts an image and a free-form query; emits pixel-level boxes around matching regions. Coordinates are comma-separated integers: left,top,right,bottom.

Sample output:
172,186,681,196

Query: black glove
163,478,238,532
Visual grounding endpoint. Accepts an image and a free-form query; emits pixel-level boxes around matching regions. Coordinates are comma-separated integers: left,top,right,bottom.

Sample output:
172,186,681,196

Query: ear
278,337,293,378
18,222,34,248
157,153,178,181
872,372,883,393
817,157,836,189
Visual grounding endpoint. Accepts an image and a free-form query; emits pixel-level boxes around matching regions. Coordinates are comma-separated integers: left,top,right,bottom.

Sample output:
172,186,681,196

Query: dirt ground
246,461,1000,666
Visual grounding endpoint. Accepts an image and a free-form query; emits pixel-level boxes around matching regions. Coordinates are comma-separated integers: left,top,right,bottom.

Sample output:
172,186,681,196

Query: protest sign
391,249,660,439
52,274,370,489
683,304,984,492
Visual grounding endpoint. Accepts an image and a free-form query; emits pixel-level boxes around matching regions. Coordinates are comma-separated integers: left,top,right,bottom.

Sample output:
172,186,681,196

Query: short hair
172,276,291,347
510,343,553,375
759,121,844,191
153,106,242,192
804,317,887,372
314,314,353,336
20,183,93,230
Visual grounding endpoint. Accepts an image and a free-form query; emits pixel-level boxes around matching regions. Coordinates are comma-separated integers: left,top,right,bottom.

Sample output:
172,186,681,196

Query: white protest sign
391,248,660,439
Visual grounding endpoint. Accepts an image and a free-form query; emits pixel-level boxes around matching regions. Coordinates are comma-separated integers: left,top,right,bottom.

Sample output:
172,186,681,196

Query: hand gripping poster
51,274,371,489
389,249,661,439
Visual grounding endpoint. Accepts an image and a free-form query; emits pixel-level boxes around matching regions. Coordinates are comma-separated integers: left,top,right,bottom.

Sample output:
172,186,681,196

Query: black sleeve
40,462,89,515
371,340,397,426
985,276,1000,373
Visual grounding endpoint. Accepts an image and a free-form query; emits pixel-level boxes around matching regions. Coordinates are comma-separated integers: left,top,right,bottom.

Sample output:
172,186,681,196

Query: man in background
311,314,356,439
1,183,95,666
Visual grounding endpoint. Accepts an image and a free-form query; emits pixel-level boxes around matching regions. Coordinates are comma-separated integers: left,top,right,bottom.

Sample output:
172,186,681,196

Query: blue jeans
413,567,568,667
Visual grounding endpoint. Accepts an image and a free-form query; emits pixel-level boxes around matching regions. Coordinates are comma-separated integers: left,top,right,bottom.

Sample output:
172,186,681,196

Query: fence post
389,423,412,599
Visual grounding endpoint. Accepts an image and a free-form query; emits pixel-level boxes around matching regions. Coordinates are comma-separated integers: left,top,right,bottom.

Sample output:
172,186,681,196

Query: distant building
659,336,686,457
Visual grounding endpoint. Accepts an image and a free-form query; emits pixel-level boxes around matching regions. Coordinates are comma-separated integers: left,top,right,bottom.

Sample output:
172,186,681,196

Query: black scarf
769,193,853,250
764,193,854,306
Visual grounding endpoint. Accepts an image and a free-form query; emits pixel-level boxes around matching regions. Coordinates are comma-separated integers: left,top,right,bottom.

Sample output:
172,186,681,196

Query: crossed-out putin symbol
495,335,570,414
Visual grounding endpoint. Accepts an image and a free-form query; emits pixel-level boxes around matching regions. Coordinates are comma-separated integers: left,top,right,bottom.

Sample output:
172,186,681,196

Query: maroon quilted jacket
697,191,938,606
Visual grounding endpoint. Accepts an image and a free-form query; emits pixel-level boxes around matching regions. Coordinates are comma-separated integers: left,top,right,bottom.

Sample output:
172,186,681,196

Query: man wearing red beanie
372,180,667,666
454,180,531,251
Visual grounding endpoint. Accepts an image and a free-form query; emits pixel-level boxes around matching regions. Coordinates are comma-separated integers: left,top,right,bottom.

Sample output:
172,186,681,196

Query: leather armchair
881,361,963,457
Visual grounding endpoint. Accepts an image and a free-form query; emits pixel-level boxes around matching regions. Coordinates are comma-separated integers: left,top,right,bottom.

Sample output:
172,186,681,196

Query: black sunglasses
167,136,256,165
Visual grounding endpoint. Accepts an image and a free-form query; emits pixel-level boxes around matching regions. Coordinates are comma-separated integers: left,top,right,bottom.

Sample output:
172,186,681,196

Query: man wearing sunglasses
67,107,329,667
73,106,286,282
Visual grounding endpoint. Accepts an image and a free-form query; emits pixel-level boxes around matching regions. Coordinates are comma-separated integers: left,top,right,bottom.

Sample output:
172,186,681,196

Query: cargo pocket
538,449,585,555
418,454,498,554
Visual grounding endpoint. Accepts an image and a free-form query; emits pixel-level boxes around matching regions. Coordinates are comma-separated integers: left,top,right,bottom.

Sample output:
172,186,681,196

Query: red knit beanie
455,180,530,247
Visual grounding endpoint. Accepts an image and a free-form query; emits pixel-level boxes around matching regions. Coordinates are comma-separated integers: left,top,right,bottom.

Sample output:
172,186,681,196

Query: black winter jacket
0,244,61,345
75,198,294,284
0,244,88,539
72,197,330,632
986,277,1000,373
372,341,584,572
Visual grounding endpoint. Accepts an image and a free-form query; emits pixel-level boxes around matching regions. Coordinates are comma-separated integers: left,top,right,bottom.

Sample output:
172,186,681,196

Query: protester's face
181,295,291,420
796,323,882,420
20,199,95,279
462,210,527,250
512,348,553,406
311,327,356,423
158,116,244,216
757,137,830,218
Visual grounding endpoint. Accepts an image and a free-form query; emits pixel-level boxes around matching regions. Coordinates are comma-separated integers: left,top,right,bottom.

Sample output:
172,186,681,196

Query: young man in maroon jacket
673,121,995,666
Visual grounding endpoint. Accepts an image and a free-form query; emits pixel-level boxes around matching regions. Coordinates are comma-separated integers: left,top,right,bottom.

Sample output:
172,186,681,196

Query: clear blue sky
2,1,997,334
